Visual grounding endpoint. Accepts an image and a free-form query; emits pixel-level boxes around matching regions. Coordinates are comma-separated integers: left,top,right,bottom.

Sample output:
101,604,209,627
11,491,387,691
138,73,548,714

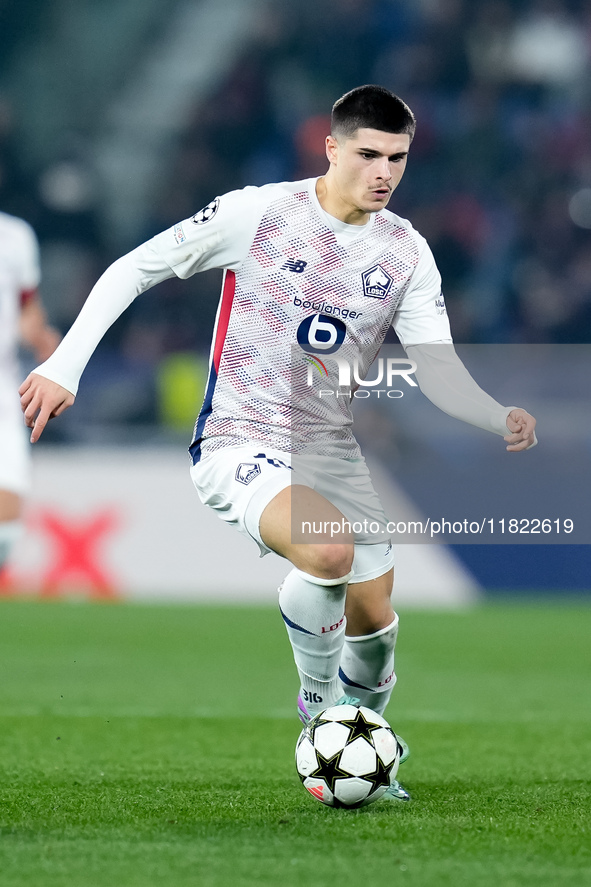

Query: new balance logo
281,259,307,273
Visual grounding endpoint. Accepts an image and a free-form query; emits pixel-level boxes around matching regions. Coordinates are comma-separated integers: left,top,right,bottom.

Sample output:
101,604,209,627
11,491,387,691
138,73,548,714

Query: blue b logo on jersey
297,313,346,355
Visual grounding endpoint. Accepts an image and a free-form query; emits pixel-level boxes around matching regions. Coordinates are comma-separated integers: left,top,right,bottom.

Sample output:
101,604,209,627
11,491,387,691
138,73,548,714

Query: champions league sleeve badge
192,198,220,225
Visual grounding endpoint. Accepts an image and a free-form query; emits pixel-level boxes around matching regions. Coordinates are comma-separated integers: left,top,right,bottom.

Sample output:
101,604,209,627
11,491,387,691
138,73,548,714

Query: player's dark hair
331,85,416,142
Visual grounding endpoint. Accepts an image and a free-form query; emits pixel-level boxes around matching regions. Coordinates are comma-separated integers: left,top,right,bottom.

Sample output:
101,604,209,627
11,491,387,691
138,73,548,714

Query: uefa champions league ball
295,704,401,808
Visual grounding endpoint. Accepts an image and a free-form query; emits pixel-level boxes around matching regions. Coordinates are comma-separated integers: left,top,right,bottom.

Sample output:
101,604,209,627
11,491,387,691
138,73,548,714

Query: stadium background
1,0,589,599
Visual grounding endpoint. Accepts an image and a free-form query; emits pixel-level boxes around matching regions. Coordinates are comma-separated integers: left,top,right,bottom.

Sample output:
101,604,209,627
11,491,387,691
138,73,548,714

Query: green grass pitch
0,600,589,887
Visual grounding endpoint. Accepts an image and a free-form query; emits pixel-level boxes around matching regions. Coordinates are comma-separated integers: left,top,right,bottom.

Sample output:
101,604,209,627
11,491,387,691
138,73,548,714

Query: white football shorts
190,446,394,582
0,403,30,495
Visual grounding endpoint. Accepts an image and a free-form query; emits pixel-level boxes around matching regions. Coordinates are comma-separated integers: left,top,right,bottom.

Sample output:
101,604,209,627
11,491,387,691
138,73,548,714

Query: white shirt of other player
150,179,452,461
0,212,40,413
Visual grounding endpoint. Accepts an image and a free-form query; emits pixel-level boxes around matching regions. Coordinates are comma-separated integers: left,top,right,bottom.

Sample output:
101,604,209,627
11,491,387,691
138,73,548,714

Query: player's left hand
504,408,537,452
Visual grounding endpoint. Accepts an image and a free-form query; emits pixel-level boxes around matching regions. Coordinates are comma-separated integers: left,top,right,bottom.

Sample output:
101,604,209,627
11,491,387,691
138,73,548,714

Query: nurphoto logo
304,354,418,399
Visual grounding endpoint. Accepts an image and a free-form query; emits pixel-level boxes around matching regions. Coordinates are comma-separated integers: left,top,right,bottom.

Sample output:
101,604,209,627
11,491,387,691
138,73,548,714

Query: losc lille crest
235,462,261,485
361,264,394,300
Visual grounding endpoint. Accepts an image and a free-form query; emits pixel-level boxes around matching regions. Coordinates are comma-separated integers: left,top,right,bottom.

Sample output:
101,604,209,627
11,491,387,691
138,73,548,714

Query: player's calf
339,615,399,715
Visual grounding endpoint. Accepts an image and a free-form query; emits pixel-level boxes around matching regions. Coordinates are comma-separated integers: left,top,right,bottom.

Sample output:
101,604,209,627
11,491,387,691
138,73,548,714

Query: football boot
382,779,411,802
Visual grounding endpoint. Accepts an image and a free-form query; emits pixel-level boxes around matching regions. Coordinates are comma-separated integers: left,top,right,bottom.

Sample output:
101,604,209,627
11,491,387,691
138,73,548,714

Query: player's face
323,128,410,224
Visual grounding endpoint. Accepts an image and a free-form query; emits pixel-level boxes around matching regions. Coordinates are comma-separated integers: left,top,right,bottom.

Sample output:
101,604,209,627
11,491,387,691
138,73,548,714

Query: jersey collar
307,178,376,242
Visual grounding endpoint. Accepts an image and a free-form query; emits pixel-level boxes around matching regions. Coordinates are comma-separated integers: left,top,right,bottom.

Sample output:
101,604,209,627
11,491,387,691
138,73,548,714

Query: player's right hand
19,373,75,443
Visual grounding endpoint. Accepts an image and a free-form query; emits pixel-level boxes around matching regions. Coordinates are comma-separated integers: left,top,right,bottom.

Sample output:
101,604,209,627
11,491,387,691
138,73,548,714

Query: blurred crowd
2,0,591,435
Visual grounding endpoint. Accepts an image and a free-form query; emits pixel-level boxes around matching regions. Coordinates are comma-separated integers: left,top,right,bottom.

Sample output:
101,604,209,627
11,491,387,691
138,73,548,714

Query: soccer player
19,86,536,800
0,211,60,574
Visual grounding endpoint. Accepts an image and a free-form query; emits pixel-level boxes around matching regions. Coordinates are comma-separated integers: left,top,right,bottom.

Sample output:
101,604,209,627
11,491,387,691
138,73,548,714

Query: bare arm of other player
20,294,61,362
18,293,67,443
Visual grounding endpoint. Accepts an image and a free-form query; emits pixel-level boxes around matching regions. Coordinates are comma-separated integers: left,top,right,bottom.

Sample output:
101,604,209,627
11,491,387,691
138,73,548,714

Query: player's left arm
406,343,537,452
393,238,537,452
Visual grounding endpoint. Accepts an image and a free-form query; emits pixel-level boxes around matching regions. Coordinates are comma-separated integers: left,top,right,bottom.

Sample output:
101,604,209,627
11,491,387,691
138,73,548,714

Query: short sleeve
392,237,452,346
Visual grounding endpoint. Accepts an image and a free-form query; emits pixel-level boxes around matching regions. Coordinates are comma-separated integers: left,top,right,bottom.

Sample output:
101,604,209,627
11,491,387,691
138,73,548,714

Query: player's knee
305,543,354,581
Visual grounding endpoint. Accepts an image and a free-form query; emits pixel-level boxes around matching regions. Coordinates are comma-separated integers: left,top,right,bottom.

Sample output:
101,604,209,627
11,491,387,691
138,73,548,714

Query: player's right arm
19,246,175,442
19,187,266,442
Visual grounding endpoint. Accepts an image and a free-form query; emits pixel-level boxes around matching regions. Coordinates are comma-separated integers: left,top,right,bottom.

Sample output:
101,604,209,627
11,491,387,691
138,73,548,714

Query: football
295,703,401,808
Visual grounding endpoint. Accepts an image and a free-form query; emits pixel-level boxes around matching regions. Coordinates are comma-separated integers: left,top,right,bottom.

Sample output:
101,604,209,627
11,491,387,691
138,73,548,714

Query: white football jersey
0,212,40,415
152,179,451,461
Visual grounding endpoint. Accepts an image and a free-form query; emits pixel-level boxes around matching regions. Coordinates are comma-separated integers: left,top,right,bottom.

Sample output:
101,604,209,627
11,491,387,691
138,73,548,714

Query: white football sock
279,566,352,717
338,614,399,715
0,520,22,572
